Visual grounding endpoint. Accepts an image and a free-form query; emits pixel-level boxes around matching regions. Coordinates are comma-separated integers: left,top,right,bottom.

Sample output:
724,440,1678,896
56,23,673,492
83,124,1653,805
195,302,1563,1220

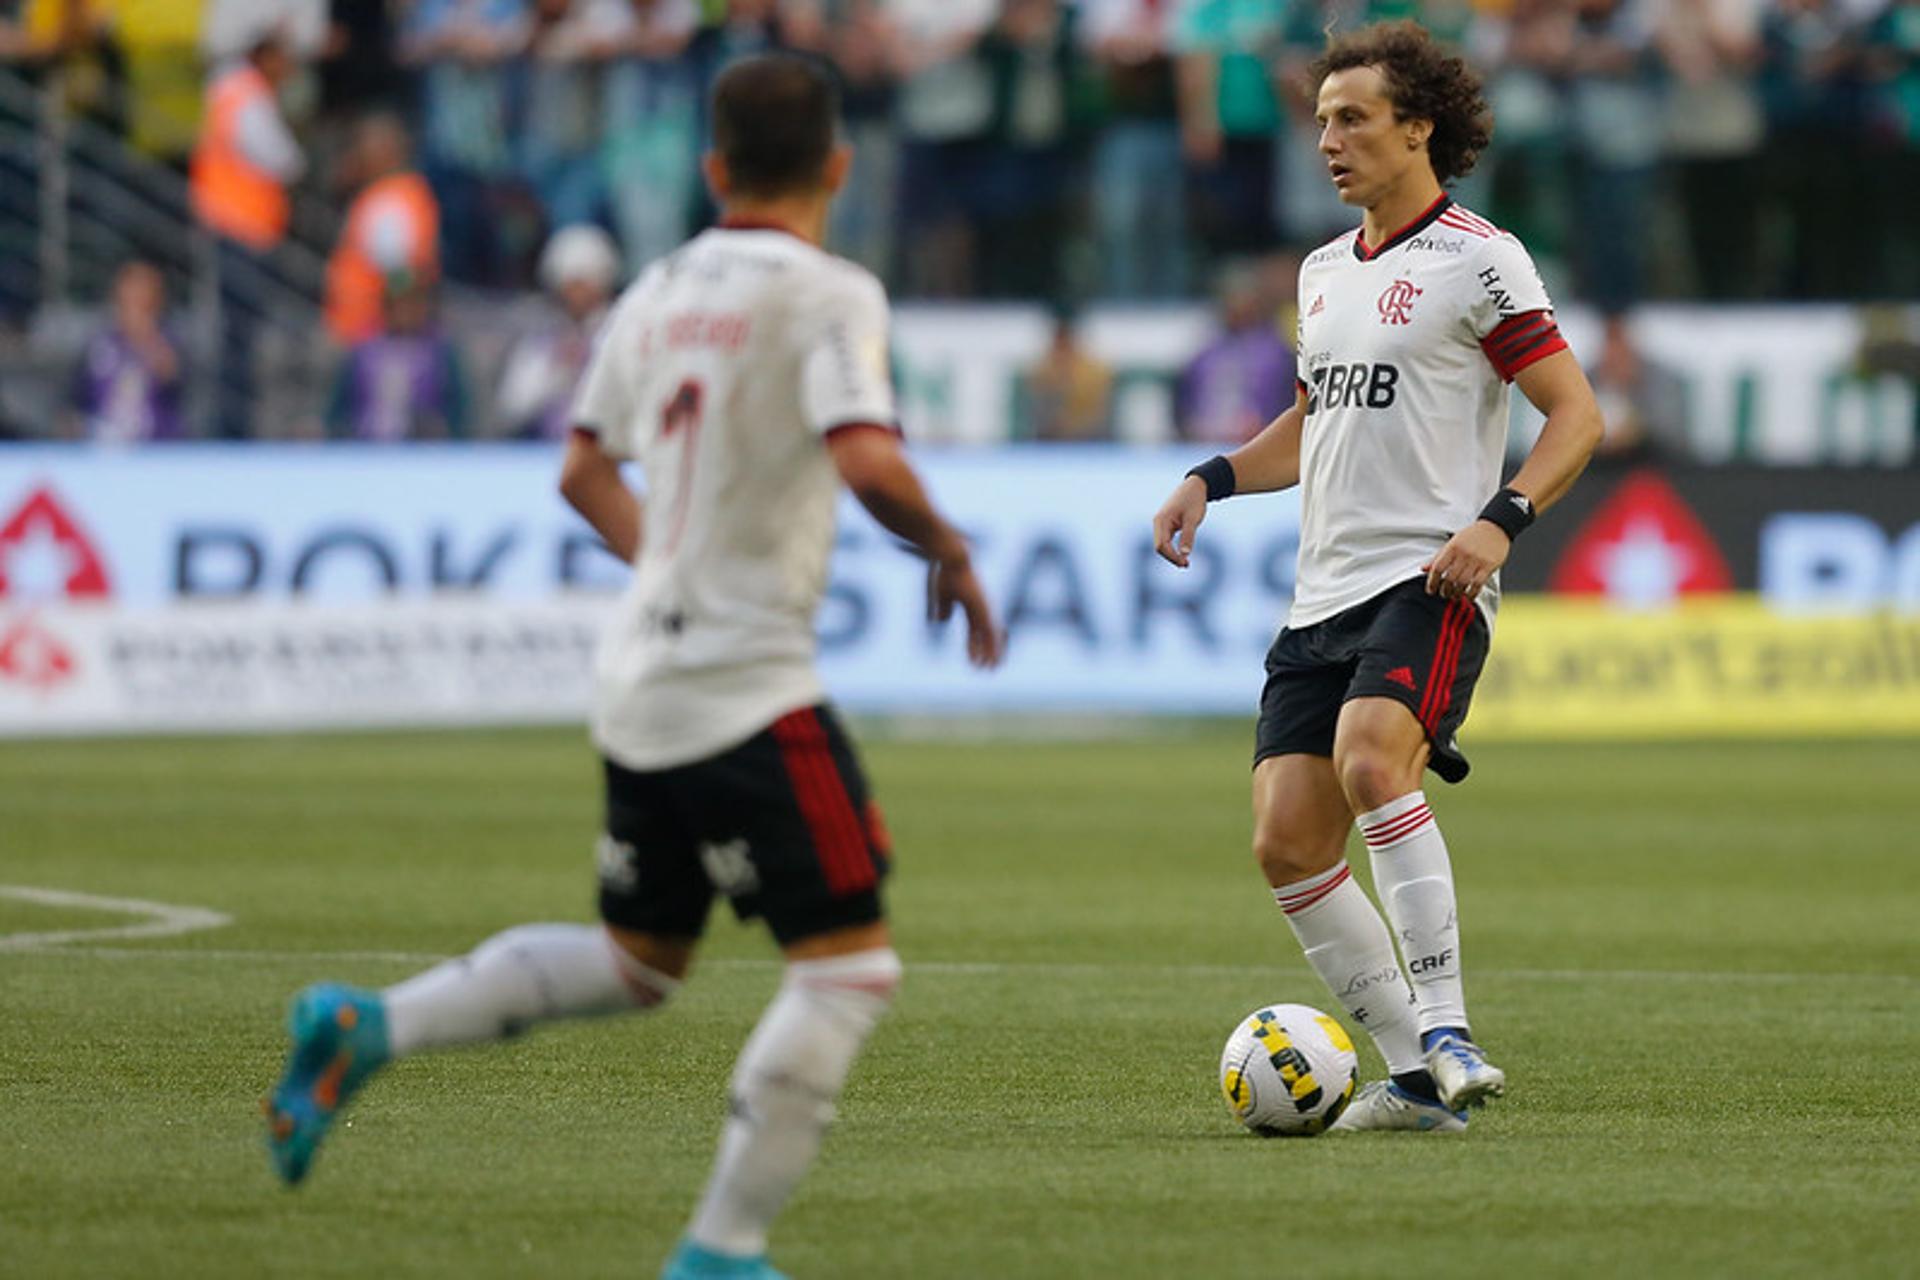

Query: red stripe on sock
1278,864,1351,914
1362,805,1433,847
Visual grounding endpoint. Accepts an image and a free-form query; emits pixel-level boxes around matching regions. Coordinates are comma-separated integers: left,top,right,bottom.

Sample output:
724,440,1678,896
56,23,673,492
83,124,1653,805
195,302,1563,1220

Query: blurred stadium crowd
0,0,1916,443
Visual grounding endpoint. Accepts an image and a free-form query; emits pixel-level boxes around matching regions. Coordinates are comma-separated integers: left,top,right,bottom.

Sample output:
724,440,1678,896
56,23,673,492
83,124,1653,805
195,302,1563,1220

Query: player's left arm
559,428,642,564
1423,347,1603,600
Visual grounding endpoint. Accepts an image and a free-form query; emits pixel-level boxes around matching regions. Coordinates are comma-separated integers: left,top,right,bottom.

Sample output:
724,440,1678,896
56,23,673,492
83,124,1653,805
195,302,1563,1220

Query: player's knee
790,946,903,1010
1252,824,1342,888
1336,750,1414,814
602,926,691,1008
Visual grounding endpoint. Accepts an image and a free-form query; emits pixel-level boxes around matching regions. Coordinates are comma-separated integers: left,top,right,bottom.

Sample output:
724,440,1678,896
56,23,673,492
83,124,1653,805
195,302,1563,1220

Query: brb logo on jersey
1377,278,1423,326
1308,362,1401,413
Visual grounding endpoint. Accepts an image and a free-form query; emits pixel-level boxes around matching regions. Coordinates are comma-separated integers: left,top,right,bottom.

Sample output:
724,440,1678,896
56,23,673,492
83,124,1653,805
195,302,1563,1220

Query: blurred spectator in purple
1079,0,1187,299
67,261,184,443
400,0,529,285
327,279,469,441
1018,308,1113,441
599,0,702,273
889,0,996,296
1760,0,1873,297
1655,0,1765,299
497,224,620,439
1563,0,1662,315
1176,258,1293,446
1171,0,1285,267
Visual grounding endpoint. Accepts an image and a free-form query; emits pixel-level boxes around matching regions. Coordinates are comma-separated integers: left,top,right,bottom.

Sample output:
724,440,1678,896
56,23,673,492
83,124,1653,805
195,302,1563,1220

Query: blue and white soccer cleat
262,982,391,1186
660,1240,791,1280
1423,1032,1506,1111
1330,1081,1468,1133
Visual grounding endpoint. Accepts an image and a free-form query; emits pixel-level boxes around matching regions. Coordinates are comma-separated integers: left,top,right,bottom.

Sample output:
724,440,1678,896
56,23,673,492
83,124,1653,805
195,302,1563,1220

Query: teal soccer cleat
262,983,390,1186
661,1240,791,1280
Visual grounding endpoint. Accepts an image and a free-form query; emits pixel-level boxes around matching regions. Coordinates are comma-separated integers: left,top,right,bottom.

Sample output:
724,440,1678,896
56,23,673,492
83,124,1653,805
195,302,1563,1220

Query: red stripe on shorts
771,709,876,895
1420,601,1473,733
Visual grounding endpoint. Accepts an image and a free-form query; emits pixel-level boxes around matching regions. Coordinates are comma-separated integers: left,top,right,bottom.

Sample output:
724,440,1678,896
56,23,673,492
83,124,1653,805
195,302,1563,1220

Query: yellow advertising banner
1469,597,1920,739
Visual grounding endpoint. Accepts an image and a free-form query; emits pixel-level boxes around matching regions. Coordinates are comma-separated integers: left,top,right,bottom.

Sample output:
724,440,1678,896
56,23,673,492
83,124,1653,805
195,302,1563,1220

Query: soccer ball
1219,1003,1359,1137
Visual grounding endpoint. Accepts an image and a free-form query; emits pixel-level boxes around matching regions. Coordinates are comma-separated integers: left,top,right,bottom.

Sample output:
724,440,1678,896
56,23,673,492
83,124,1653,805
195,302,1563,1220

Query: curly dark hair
1310,21,1493,184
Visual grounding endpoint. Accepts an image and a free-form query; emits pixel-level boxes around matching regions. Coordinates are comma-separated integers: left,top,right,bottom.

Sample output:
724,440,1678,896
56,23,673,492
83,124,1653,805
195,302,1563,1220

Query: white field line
0,885,233,952
0,937,1911,989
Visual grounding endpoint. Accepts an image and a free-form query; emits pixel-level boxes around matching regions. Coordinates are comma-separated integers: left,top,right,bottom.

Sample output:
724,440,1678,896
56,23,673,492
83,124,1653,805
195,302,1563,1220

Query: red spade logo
0,486,112,600
1549,470,1733,604
0,614,77,690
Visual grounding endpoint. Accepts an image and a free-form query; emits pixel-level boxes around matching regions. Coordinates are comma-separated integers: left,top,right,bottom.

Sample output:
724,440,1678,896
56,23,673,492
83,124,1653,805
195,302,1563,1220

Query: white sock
382,923,677,1056
687,947,903,1258
1359,791,1467,1038
1274,861,1425,1076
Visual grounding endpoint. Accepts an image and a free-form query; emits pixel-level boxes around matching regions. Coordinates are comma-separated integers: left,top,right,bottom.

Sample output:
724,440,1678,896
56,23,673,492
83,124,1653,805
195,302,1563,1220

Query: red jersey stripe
1437,213,1493,239
1454,208,1499,235
1481,310,1566,382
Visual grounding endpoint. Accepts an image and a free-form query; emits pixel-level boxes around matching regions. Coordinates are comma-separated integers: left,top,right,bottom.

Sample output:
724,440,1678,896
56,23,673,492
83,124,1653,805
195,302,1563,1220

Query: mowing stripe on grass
1,940,1910,988
0,884,233,951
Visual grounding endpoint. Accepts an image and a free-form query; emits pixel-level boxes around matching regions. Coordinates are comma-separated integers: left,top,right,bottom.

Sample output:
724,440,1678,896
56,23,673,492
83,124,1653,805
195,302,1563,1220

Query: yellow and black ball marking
1222,1058,1256,1119
1249,1009,1325,1114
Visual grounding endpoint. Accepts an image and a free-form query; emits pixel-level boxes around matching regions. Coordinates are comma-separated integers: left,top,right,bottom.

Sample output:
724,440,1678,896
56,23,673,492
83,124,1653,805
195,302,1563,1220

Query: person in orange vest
325,114,440,348
190,24,305,438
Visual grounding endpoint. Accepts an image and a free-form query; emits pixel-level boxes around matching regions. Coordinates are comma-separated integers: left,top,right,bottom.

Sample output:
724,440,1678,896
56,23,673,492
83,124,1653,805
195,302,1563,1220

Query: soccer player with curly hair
1153,21,1604,1132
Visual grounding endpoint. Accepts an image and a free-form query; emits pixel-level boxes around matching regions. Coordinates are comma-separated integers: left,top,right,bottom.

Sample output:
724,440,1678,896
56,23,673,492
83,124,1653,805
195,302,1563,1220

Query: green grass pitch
2,727,1917,1279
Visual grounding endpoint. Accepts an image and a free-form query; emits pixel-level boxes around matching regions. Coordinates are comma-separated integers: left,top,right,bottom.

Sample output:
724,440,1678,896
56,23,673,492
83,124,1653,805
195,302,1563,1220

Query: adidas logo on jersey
1385,666,1416,691
1308,294,1325,317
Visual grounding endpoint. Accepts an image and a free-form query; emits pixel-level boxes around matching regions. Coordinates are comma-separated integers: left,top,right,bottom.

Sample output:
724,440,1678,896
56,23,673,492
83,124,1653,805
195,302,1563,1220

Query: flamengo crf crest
1377,278,1423,325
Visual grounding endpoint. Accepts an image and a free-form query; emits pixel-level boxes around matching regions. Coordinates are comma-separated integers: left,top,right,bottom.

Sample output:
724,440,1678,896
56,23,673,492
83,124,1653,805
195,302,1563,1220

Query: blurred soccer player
1151,21,1602,1132
265,53,1002,1279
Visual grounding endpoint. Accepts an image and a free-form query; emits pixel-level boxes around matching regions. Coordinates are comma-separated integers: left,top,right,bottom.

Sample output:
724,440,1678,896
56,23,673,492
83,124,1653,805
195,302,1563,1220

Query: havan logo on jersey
1477,265,1524,319
1307,361,1401,413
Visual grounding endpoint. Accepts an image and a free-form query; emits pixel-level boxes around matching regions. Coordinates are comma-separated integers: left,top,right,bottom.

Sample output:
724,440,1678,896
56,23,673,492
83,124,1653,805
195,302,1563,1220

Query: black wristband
1478,487,1536,541
1186,455,1236,503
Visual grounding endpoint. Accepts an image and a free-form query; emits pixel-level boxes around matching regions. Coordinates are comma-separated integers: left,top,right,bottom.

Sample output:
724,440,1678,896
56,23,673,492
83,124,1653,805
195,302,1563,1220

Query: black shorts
597,704,890,946
1254,577,1491,784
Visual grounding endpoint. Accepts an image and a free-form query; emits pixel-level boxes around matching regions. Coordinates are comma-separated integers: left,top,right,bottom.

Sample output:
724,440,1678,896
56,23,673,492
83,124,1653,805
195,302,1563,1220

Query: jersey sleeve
1467,234,1568,383
800,269,897,437
569,294,637,456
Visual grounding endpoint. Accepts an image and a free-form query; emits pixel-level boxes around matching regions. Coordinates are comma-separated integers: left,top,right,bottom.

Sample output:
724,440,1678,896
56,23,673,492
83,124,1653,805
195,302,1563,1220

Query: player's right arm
828,426,1003,669
1151,388,1306,568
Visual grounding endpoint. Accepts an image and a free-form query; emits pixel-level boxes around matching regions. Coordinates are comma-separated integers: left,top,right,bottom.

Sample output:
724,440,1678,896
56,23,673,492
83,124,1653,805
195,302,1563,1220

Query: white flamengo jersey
571,223,896,770
1290,194,1566,630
